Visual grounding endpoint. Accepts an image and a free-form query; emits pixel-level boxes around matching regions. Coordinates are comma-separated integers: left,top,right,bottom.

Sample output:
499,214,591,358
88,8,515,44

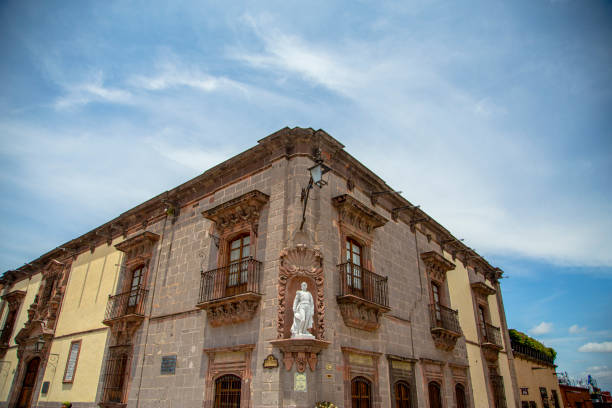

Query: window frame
351,376,372,408
62,339,82,384
214,374,242,408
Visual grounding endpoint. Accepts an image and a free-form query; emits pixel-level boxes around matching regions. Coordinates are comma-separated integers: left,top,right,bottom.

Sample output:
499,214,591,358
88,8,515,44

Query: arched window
428,381,442,408
394,381,412,408
226,234,250,296
214,374,241,408
351,376,372,408
456,383,467,408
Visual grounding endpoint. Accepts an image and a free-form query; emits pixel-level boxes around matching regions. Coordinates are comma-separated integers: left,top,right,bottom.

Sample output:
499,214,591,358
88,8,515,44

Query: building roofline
2,127,502,284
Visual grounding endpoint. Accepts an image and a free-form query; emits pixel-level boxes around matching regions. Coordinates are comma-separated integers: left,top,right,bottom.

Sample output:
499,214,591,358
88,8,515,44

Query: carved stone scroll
420,251,455,283
202,190,269,236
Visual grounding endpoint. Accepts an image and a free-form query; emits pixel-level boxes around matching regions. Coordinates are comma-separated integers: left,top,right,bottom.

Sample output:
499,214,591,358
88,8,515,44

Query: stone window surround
420,358,446,408
450,363,471,408
203,344,254,408
201,190,269,271
341,346,382,408
386,354,417,408
332,194,387,272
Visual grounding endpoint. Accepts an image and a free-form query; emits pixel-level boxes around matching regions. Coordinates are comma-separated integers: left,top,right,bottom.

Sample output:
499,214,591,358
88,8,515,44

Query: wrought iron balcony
481,322,503,347
338,262,389,307
104,287,148,322
430,304,461,334
510,340,555,365
197,258,262,327
198,258,262,303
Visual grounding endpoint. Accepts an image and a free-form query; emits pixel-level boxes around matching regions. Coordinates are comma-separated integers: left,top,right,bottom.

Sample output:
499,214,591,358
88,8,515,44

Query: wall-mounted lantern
300,149,331,230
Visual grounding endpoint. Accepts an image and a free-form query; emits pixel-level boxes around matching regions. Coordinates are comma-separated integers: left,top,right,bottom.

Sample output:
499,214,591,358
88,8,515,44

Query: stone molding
197,292,261,327
202,190,269,236
269,338,330,373
115,231,160,267
420,251,455,283
430,328,462,352
336,295,390,332
471,281,496,297
277,245,324,340
332,194,387,238
203,344,254,408
341,347,383,408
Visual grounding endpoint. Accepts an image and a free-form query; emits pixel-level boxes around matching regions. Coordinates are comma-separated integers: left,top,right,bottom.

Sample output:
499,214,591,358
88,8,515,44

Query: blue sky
1,0,611,390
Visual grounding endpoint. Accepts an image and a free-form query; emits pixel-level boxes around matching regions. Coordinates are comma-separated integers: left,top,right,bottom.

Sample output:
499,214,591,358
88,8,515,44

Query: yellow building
510,333,562,408
0,127,520,408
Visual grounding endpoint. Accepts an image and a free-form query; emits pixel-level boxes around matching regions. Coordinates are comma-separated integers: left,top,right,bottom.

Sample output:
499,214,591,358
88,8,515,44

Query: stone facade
0,127,518,407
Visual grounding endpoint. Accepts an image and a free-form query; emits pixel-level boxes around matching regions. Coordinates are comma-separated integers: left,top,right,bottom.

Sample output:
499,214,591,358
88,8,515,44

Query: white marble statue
291,282,315,339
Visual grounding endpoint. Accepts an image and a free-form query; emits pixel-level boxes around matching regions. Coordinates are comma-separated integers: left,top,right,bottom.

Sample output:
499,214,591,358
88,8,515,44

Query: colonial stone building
0,127,519,407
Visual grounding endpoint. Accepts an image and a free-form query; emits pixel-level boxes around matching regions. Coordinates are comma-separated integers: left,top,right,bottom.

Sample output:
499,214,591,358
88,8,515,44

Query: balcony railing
104,288,148,321
199,258,262,303
430,304,461,334
338,262,389,308
481,322,503,347
510,340,555,365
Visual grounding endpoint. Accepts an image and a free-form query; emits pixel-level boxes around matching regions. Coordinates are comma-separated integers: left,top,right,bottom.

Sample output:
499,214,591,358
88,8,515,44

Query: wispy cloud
579,342,612,353
54,72,133,110
570,325,587,334
530,322,554,335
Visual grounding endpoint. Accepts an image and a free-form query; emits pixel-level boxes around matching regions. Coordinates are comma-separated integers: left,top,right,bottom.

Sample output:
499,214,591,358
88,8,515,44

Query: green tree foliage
509,329,557,361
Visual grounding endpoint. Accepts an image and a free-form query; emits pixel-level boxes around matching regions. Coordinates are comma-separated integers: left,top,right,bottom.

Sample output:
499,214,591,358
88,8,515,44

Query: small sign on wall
263,354,278,369
41,381,50,394
294,372,307,392
161,355,177,375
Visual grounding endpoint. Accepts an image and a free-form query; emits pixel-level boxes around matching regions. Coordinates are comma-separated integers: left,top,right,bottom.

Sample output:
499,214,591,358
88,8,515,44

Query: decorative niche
270,244,329,373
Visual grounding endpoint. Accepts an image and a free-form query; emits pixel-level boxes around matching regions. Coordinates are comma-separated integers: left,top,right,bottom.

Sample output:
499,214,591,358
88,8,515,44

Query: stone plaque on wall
161,355,177,375
294,372,307,392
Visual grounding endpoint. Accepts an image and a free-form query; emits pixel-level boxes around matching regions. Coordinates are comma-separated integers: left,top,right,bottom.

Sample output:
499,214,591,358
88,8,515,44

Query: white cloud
530,322,554,335
54,72,132,110
570,325,587,334
578,342,612,353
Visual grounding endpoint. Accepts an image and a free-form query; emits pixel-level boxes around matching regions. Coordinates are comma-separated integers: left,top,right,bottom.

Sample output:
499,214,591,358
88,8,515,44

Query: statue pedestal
270,338,330,373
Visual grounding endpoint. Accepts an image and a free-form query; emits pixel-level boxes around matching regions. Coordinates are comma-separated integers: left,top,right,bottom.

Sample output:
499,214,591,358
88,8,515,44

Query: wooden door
428,381,442,408
351,377,371,408
17,357,40,408
395,381,412,408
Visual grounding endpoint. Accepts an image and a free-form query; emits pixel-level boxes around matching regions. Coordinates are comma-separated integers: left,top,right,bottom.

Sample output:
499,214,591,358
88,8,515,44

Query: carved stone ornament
277,245,325,339
332,194,387,237
115,231,160,267
420,251,455,283
471,281,496,297
202,190,269,236
269,338,330,372
108,315,145,346
430,327,462,352
198,293,261,327
337,295,390,332
482,343,502,362
272,244,329,372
